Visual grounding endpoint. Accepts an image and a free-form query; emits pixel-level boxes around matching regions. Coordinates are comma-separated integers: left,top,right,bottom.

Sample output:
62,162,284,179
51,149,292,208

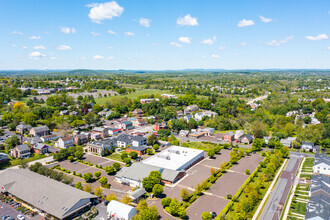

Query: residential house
121,121,133,130
302,142,315,152
129,118,146,127
29,126,50,137
176,110,184,117
126,145,149,156
140,98,159,104
184,105,199,115
179,130,189,137
108,128,122,136
280,137,297,148
114,134,147,148
60,110,69,115
154,123,167,131
91,133,102,140
41,134,58,142
13,144,31,158
131,109,143,117
183,114,192,122
92,127,108,139
305,194,329,220
313,154,330,176
0,152,9,164
223,131,235,142
309,174,330,198
241,134,254,144
56,136,74,149
235,130,245,140
16,124,32,134
74,134,88,145
33,143,49,154
161,94,177,99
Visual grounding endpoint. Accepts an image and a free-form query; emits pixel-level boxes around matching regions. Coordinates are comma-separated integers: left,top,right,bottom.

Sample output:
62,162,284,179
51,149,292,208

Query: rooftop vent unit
158,154,171,160
168,149,180,154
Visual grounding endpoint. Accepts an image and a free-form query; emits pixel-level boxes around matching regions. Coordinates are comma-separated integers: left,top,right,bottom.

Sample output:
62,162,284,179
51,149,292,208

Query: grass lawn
181,141,220,151
95,89,171,105
291,201,307,215
302,158,314,168
0,154,48,169
106,153,124,162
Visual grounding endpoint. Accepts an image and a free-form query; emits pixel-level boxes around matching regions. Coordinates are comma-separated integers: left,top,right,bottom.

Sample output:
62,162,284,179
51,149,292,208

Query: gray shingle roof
16,144,29,152
129,188,146,200
32,125,50,133
0,169,97,219
226,131,235,136
127,145,149,152
305,194,330,220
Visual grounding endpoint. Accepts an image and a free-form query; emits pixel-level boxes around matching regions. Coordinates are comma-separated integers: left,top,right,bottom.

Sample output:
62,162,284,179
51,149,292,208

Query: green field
106,153,124,162
95,89,171,105
0,154,48,169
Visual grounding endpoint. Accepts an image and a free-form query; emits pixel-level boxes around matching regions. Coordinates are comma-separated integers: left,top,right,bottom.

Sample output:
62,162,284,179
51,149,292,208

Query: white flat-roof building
107,200,137,220
142,145,204,171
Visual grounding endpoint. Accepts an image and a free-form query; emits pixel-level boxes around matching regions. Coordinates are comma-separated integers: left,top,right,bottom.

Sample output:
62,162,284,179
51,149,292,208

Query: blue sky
0,0,329,70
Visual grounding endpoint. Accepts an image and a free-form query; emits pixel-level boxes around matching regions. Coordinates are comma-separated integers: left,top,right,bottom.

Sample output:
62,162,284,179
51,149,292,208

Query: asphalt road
259,155,301,220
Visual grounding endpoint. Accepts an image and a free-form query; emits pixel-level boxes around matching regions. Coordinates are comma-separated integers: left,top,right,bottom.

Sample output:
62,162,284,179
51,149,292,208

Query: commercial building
87,139,115,155
107,200,137,220
0,169,97,220
142,145,204,171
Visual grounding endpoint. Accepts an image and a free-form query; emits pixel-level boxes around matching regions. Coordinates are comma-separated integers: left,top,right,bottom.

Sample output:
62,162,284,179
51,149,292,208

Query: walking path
282,157,305,220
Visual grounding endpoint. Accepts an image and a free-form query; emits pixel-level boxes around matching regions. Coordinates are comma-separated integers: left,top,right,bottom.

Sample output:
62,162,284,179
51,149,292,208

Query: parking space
230,154,263,174
187,195,229,219
0,202,27,220
208,172,248,197
178,164,213,189
163,186,193,202
199,150,231,168
82,154,118,166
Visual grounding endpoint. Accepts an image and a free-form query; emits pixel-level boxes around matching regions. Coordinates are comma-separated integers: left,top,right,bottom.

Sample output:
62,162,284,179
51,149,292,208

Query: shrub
245,169,250,175
161,198,172,207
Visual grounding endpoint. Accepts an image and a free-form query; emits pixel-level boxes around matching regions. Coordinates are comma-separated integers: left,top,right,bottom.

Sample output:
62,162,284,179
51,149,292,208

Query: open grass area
94,89,171,105
181,141,221,151
0,154,48,169
290,201,307,215
105,153,124,162
300,158,314,179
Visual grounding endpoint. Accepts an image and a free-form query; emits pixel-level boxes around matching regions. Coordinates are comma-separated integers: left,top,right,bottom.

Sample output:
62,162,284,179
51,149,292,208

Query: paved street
259,155,301,220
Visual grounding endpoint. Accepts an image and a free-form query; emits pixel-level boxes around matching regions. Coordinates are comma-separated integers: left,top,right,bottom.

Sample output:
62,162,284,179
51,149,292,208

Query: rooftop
142,145,204,171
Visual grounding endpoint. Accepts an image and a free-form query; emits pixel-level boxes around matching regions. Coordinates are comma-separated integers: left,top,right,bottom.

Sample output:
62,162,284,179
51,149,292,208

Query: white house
313,154,330,176
301,142,315,152
235,130,245,140
107,200,137,220
56,136,74,149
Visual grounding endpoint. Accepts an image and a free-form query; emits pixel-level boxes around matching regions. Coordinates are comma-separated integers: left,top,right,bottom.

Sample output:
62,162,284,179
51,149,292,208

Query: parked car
1,215,10,220
17,215,25,220
210,212,217,218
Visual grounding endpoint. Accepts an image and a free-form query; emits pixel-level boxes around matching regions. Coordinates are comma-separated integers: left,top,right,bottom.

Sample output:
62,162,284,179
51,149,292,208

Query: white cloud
57,45,72,51
108,30,117,34
22,46,28,49
211,54,220,59
125,32,135,36
91,32,101,36
202,36,217,45
33,45,46,50
178,37,191,44
49,57,57,60
139,18,151,27
93,55,104,60
177,14,199,26
11,44,17,47
259,16,273,23
108,46,113,49
241,42,247,46
60,27,76,34
87,1,124,23
107,56,115,60
151,43,159,46
29,36,41,40
170,42,182,48
327,47,330,50
305,34,328,41
218,46,226,50
11,31,23,35
237,19,255,27
81,57,87,60
28,51,46,60
266,36,294,46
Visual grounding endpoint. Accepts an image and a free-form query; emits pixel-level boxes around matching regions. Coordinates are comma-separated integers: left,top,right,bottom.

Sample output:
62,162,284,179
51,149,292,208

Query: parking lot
0,202,27,220
82,154,122,167
178,164,213,189
230,153,263,174
199,150,231,168
187,195,229,219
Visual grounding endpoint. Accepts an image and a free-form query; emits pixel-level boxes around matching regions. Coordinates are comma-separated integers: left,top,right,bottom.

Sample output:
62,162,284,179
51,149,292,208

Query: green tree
99,176,108,187
201,212,212,220
142,171,162,192
113,162,121,170
83,173,94,183
74,150,84,159
152,184,163,197
106,193,117,201
153,144,159,151
147,134,158,146
94,187,103,197
94,171,101,178
161,198,172,207
105,166,115,174
75,181,83,190
129,151,138,159
5,135,20,149
180,188,190,201
252,138,265,151
207,149,215,158
168,198,181,216
83,183,93,193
